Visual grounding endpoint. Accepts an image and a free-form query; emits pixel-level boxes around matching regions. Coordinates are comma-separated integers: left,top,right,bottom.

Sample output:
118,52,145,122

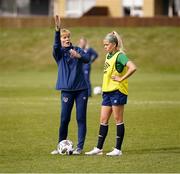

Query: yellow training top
102,51,128,95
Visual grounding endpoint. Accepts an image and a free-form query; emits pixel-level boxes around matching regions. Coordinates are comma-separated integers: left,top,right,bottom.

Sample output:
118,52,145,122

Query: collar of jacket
61,43,74,52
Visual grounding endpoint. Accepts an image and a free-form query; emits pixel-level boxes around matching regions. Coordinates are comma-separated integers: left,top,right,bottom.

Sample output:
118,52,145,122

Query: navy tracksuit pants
58,89,88,150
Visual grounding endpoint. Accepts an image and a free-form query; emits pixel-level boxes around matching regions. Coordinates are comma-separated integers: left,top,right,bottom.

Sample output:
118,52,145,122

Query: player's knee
114,116,123,124
61,116,70,124
76,116,86,124
100,118,108,124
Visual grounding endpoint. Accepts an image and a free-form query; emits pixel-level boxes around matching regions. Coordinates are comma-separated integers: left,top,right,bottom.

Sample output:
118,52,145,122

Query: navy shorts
102,90,127,106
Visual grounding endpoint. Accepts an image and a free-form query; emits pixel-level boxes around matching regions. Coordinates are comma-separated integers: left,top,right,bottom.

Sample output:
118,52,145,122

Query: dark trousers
58,89,88,149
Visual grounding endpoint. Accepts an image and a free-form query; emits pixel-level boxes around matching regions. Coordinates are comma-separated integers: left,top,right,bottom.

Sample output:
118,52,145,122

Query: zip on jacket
53,31,90,91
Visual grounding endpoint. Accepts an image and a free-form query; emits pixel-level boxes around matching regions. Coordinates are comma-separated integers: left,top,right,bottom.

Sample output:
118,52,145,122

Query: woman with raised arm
51,15,90,155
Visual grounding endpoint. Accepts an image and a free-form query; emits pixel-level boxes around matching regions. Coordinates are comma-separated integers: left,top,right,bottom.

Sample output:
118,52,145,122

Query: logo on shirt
104,61,110,73
114,100,117,104
84,70,88,74
63,97,68,103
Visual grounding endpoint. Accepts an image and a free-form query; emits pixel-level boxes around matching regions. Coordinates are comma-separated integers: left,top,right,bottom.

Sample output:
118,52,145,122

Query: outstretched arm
53,15,62,63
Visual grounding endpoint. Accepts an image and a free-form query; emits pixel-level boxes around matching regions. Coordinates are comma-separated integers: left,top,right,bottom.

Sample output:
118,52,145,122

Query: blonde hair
104,31,125,53
60,28,71,37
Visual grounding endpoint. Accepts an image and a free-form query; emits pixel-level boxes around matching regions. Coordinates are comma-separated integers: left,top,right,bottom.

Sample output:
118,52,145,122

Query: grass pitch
0,27,180,173
0,71,180,173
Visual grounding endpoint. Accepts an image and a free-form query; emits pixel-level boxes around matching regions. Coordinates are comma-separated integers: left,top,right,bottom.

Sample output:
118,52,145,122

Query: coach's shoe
85,147,103,155
73,148,82,155
106,148,122,156
50,149,59,155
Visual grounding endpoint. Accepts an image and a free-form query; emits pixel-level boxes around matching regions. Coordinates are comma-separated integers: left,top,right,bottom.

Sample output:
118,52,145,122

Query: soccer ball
57,140,74,155
93,86,102,95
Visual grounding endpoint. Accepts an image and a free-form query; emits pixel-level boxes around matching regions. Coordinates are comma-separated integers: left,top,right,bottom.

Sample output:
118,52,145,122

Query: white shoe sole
51,152,59,155
73,153,81,155
106,153,122,156
51,151,63,155
106,154,121,156
85,152,103,155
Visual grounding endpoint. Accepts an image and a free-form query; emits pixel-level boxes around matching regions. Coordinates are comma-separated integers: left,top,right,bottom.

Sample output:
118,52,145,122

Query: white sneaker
73,148,82,155
50,149,59,155
106,148,122,156
85,147,103,155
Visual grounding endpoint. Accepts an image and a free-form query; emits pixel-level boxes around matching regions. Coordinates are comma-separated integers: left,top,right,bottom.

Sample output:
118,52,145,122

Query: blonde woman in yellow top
85,31,136,156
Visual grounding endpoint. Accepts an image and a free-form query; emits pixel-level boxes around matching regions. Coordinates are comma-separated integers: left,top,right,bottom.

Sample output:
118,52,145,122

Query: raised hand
69,49,81,59
54,15,61,30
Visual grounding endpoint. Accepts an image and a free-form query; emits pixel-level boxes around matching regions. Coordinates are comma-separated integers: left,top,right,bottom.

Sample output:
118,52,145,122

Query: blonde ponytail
104,31,125,54
112,31,125,53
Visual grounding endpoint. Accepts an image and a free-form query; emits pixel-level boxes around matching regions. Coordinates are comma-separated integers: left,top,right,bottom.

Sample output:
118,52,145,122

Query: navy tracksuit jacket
53,31,90,149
